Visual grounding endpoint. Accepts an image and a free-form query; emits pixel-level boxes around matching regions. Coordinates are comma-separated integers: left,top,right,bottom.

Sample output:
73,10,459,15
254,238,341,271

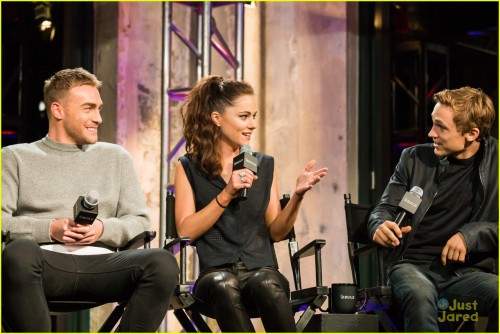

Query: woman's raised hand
295,160,328,198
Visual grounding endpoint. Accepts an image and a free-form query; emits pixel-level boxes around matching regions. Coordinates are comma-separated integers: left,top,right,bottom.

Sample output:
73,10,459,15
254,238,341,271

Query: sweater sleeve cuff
34,219,54,243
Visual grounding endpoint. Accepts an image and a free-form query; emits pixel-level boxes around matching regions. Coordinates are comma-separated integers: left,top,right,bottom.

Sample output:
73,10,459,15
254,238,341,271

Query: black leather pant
193,261,297,332
2,238,179,332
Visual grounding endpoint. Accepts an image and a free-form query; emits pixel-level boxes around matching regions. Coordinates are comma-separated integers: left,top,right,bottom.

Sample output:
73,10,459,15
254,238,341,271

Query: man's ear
211,111,221,127
51,102,64,120
464,127,480,142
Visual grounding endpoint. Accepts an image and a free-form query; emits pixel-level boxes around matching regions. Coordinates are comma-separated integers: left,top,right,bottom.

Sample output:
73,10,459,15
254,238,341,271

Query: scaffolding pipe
160,1,172,248
196,6,203,81
235,2,244,80
211,18,239,70
171,22,201,58
201,2,212,77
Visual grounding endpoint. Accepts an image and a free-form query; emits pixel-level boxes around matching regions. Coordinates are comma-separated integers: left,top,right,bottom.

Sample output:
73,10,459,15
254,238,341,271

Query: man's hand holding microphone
49,190,104,244
373,186,423,247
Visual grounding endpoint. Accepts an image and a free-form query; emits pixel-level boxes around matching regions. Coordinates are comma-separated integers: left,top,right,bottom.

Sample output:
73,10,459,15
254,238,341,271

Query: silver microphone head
409,186,423,199
240,145,252,154
84,190,100,209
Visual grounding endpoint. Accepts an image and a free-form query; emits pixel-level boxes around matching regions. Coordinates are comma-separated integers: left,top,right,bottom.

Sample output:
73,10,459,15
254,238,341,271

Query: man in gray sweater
2,68,179,332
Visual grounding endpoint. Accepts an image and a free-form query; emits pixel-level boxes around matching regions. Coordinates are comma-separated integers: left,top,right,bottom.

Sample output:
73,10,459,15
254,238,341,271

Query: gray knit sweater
2,135,150,248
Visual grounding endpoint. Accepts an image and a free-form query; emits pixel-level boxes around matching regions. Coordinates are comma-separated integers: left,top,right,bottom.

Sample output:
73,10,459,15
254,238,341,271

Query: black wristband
215,195,227,209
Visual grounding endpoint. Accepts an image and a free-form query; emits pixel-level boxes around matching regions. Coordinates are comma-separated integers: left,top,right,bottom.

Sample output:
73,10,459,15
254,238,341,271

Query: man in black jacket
368,87,498,332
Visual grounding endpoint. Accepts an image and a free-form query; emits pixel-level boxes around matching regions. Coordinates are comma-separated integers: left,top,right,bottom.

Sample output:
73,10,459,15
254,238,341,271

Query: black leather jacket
368,137,498,276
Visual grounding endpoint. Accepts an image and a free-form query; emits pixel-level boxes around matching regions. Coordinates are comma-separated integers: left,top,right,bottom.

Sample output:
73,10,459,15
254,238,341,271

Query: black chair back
343,193,386,288
344,193,373,245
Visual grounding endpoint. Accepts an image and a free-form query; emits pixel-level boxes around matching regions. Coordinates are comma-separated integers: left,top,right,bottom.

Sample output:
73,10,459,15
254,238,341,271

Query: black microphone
73,190,99,224
395,186,423,226
232,145,258,200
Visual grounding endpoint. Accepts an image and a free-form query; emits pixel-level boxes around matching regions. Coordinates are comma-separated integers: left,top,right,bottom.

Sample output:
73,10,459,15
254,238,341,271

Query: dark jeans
2,239,179,332
389,261,498,332
193,261,297,332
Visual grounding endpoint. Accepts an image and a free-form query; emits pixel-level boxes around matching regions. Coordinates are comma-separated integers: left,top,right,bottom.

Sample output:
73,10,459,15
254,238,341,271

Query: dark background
358,2,498,202
2,2,94,147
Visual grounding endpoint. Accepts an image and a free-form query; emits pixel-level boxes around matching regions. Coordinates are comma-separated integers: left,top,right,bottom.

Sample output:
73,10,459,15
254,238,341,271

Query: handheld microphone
232,145,258,200
73,190,99,224
395,186,423,226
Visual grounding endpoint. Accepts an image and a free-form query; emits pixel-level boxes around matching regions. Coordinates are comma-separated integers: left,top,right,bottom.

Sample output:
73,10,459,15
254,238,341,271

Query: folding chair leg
190,311,212,332
296,306,316,332
295,295,327,332
99,302,126,332
174,309,198,332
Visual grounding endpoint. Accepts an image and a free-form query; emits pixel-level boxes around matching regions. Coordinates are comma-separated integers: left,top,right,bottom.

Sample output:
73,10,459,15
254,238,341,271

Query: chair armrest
290,239,326,290
359,285,392,299
352,243,378,257
119,231,157,251
292,239,326,260
290,286,329,301
164,236,190,252
350,242,386,286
